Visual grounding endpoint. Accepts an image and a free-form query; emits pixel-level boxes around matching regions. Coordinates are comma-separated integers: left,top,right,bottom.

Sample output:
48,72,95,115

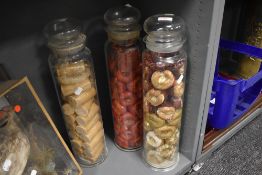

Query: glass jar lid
44,18,86,54
104,5,141,41
144,14,186,53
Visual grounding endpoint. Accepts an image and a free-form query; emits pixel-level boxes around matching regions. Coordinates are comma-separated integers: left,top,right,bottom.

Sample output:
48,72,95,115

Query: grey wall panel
0,0,123,42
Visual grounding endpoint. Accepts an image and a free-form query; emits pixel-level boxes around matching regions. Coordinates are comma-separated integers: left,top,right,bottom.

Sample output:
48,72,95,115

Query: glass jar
0,106,30,175
44,18,107,166
142,14,187,170
104,6,143,150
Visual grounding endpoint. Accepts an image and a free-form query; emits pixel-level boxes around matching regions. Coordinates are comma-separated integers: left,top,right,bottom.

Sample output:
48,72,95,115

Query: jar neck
108,35,139,47
48,33,86,57
50,43,85,57
106,23,140,45
144,35,185,53
107,31,140,45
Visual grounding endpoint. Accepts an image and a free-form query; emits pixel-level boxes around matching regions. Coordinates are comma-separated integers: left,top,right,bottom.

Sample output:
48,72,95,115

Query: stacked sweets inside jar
104,6,143,150
44,18,107,166
142,14,187,170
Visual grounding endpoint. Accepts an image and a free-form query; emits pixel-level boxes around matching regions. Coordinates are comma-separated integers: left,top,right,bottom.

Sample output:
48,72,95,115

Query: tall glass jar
104,6,143,151
44,18,107,166
142,14,187,170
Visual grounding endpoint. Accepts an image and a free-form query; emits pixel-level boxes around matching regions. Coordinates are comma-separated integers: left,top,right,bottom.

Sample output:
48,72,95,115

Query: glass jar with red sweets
104,5,143,151
142,14,187,171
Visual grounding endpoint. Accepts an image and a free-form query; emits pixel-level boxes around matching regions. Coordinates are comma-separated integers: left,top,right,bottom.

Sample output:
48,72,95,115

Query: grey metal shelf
84,136,192,175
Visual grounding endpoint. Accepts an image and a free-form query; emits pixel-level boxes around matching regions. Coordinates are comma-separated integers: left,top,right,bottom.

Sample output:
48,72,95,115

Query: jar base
114,140,142,152
143,153,180,172
76,147,108,168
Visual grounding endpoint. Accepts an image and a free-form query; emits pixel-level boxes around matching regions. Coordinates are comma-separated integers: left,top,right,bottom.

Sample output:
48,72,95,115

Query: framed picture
0,77,82,175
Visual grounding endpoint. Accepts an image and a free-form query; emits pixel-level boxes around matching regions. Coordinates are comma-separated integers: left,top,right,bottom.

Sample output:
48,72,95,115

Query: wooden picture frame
0,77,82,175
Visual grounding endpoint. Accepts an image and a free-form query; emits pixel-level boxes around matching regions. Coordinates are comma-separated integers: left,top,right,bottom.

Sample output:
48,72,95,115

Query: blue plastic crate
208,39,262,129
